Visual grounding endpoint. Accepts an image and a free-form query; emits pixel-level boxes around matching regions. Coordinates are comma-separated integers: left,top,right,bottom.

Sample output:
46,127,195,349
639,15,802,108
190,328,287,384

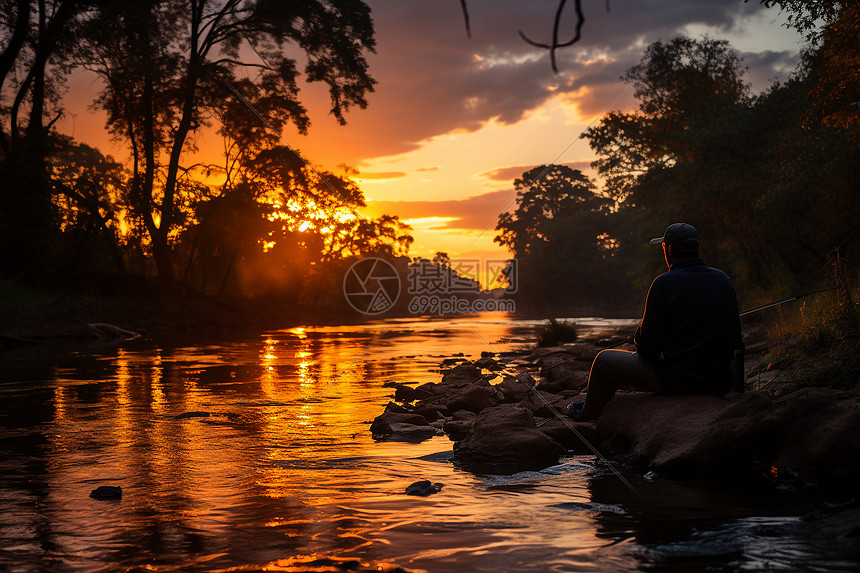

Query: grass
749,288,860,396
536,318,579,347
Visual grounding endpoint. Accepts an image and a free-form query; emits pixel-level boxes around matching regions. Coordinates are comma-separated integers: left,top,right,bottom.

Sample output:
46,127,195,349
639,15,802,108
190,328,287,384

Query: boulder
538,364,588,394
595,392,728,474
447,383,503,413
370,402,432,436
495,374,533,403
405,480,443,496
536,352,590,371
443,410,478,440
594,388,860,483
530,346,582,361
411,380,503,419
536,416,599,453
384,423,440,441
440,362,483,384
90,485,122,500
475,356,504,371
389,382,433,403
516,386,569,418
453,405,565,472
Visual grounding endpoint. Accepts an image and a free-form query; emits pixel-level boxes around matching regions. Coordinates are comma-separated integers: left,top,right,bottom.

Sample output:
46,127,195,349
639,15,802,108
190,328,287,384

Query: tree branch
208,57,271,69
518,0,585,73
459,0,471,38
461,0,603,73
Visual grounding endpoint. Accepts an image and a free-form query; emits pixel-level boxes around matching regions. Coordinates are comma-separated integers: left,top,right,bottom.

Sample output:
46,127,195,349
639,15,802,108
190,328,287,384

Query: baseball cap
649,223,700,248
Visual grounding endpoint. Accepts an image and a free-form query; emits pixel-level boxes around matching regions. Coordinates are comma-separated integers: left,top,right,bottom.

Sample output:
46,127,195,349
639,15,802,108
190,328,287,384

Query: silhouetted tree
75,0,376,287
0,0,82,276
49,137,129,274
494,165,630,309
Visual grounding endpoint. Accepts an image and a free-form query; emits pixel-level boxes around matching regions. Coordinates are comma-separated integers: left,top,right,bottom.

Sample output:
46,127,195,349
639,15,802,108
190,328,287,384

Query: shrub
750,289,860,395
536,318,578,347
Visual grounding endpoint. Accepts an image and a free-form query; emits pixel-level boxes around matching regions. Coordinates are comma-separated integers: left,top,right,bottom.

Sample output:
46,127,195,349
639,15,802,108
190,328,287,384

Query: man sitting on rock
568,223,744,422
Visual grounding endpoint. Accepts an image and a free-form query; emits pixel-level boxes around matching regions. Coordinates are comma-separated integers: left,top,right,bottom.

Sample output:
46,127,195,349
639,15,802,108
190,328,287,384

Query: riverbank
0,278,323,348
0,276,642,350
369,322,860,487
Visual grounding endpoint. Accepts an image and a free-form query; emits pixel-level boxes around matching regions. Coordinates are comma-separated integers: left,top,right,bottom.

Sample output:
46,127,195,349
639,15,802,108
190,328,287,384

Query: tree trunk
151,236,174,288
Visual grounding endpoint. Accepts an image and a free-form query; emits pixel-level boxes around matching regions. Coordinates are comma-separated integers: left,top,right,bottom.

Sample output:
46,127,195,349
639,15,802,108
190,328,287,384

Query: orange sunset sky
56,0,804,261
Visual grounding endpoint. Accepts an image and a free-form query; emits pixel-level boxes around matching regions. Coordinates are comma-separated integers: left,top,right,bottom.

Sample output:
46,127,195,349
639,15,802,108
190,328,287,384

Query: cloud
741,49,799,89
356,171,407,180
293,0,800,167
365,188,517,231
480,161,594,183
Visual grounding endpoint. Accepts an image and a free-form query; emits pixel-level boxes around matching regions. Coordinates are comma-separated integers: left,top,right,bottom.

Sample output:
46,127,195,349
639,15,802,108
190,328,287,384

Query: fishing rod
598,287,840,350
739,287,838,317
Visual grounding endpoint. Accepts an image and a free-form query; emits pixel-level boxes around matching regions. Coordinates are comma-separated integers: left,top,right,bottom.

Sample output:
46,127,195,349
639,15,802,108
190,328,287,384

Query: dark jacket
633,257,744,395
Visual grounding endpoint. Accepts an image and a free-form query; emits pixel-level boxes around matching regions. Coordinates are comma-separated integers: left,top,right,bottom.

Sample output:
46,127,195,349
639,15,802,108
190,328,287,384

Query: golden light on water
6,318,725,571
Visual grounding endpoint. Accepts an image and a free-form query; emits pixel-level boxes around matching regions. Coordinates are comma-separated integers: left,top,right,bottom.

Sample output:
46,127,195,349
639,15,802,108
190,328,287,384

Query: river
1,314,857,572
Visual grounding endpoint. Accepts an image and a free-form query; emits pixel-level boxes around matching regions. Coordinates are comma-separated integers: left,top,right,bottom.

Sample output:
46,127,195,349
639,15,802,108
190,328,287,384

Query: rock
529,346,581,360
405,480,443,496
379,401,411,414
536,351,589,370
595,392,728,474
447,383,503,413
411,380,503,419
691,387,860,481
597,337,629,347
594,388,860,483
174,411,210,419
538,365,588,394
389,382,433,403
481,351,495,358
475,356,504,371
495,375,533,403
580,346,601,362
440,363,482,384
536,416,598,453
385,423,440,441
453,404,565,472
452,409,478,421
516,387,568,418
370,404,432,436
90,485,122,500
443,418,475,441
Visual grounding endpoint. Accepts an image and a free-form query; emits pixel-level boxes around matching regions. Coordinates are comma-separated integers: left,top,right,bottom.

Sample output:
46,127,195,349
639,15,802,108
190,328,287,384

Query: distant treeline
497,6,860,312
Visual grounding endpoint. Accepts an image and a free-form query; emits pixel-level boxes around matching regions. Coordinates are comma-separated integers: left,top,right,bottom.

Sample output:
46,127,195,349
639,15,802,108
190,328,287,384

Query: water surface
1,314,857,572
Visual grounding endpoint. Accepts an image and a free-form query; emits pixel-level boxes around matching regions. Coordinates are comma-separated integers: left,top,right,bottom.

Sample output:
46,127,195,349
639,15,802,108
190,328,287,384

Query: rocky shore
370,332,860,485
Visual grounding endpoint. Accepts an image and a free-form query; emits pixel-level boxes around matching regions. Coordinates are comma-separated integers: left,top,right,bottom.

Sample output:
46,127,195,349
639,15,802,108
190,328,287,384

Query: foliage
494,164,637,310
48,136,132,275
0,0,81,276
749,288,860,395
72,0,377,283
536,318,578,347
757,0,843,44
584,32,859,298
